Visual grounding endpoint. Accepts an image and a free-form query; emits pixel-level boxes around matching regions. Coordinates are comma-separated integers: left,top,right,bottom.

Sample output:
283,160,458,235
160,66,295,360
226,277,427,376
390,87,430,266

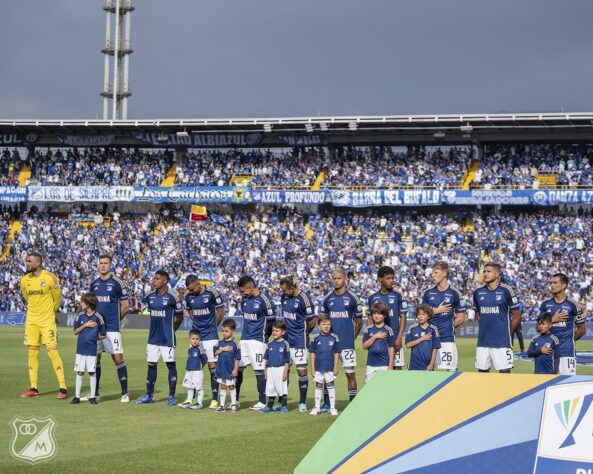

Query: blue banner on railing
0,312,26,326
0,186,27,203
329,189,441,207
251,189,326,204
531,190,593,205
134,132,264,148
133,186,249,203
29,186,134,202
442,189,531,205
277,135,324,147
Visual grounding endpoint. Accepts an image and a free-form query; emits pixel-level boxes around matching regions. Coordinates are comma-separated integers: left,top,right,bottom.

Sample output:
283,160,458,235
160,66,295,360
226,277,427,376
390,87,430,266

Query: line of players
64,255,587,412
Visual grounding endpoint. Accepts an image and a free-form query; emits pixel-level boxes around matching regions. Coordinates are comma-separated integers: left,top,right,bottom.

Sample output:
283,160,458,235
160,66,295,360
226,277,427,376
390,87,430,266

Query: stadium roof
2,112,593,147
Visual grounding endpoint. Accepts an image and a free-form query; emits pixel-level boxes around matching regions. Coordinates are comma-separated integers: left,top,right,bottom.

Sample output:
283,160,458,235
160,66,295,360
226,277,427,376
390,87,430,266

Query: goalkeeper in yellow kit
20,252,68,399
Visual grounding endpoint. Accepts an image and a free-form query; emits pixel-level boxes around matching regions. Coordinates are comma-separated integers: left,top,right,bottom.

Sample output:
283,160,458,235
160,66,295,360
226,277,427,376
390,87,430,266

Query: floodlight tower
101,0,134,120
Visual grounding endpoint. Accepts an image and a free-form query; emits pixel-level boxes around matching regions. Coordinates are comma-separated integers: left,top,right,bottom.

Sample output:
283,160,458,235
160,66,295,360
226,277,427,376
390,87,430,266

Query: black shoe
70,397,80,404
89,397,98,405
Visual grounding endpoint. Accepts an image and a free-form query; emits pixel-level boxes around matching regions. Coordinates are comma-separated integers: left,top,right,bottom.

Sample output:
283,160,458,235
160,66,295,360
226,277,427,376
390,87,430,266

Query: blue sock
255,372,266,404
116,362,128,395
166,362,177,397
95,363,102,395
209,368,219,400
298,375,309,404
146,363,157,397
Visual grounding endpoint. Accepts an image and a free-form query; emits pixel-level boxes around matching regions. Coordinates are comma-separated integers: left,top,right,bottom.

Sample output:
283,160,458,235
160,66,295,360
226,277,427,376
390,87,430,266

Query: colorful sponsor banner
297,372,593,474
132,186,249,203
251,189,327,204
57,134,115,146
330,189,441,207
134,132,263,148
28,186,134,202
277,134,324,147
0,186,27,203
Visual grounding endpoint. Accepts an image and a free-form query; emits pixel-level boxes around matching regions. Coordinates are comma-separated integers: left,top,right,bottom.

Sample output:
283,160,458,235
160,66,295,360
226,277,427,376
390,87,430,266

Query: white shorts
201,340,218,363
557,357,577,375
74,354,97,373
147,344,176,363
182,370,204,389
394,348,405,368
339,348,357,372
239,340,265,370
265,366,288,397
475,347,513,371
365,366,388,382
97,331,123,355
216,378,235,386
437,342,458,371
313,371,336,384
290,348,308,366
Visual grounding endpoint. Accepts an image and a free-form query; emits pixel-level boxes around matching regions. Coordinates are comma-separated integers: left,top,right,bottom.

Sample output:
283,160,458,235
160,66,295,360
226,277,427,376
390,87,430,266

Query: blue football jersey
264,339,291,368
214,339,241,380
363,325,396,367
367,289,408,337
421,285,466,343
320,289,363,351
527,333,560,374
142,289,183,347
406,324,441,370
184,287,224,341
309,332,340,373
281,291,315,349
473,283,520,349
186,345,208,371
90,275,128,332
74,312,106,356
539,297,584,357
240,292,275,342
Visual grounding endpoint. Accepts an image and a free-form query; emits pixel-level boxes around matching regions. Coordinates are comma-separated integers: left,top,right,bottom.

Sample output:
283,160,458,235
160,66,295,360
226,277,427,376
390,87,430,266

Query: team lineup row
18,253,587,413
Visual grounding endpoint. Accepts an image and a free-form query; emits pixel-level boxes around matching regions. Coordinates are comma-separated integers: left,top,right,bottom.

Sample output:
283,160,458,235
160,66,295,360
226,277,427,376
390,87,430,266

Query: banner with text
0,186,27,203
133,186,249,203
28,186,134,202
443,189,593,206
251,189,327,204
134,132,264,148
329,189,442,207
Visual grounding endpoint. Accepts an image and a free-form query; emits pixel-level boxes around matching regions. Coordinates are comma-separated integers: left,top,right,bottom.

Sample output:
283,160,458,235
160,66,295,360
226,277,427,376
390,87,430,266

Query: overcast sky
1,0,592,119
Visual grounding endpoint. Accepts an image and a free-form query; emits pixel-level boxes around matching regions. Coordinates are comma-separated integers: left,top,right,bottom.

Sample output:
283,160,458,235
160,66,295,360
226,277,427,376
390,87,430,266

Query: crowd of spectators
2,208,592,322
473,144,593,188
324,147,473,188
0,149,23,186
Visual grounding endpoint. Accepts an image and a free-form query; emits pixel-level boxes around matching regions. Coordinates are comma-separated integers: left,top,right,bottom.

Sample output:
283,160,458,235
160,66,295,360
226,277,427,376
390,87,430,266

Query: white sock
197,389,204,405
230,389,237,406
89,374,97,398
75,374,83,398
328,385,336,409
220,390,227,407
314,387,322,409
187,389,195,402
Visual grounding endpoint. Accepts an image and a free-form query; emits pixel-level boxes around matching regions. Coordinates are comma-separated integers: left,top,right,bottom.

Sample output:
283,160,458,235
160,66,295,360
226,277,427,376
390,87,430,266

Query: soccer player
87,255,130,403
179,330,208,409
527,313,560,374
473,262,521,373
421,261,466,371
260,320,290,414
406,304,441,371
136,270,184,406
320,268,363,402
539,273,586,375
20,251,68,399
213,319,241,413
362,302,395,381
367,266,408,370
236,275,275,411
309,315,340,416
71,293,106,405
184,274,225,409
279,275,316,412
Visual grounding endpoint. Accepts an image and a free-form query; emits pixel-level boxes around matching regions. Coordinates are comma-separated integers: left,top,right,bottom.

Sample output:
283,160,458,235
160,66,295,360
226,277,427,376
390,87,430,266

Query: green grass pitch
1,327,592,473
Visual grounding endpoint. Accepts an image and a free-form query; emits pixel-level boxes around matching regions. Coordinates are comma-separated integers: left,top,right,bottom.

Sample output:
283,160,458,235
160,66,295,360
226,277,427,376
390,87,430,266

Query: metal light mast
101,0,134,120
